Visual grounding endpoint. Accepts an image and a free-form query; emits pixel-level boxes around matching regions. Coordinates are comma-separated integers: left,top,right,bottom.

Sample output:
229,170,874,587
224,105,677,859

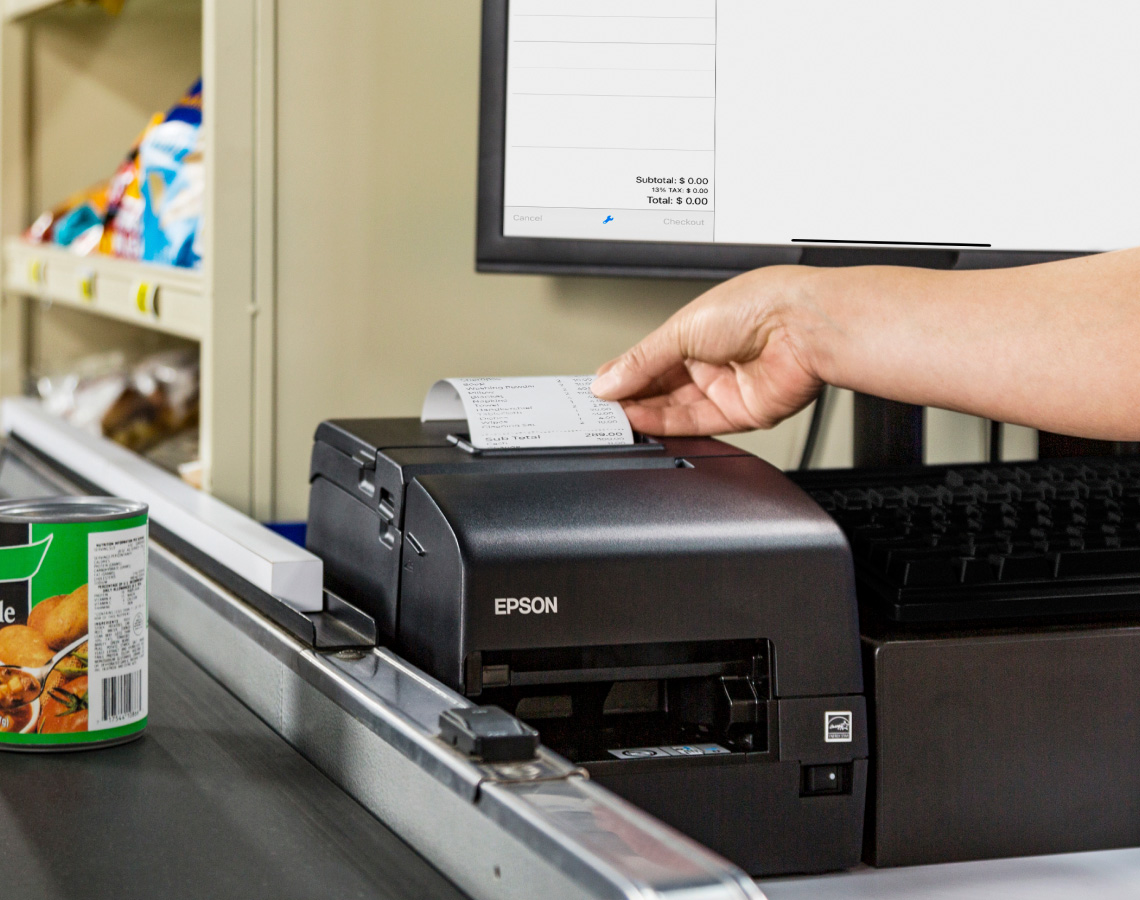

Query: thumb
592,320,684,400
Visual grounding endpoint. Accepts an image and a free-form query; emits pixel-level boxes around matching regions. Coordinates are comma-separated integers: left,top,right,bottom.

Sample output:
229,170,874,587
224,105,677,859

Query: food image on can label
0,499,148,749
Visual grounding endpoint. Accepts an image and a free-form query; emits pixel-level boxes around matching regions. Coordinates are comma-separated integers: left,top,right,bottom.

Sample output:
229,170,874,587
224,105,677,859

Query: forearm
796,249,1140,440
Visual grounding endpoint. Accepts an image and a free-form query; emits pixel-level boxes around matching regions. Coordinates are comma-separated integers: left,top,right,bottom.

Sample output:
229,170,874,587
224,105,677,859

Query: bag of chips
139,80,203,269
100,114,163,261
25,80,204,269
25,182,109,256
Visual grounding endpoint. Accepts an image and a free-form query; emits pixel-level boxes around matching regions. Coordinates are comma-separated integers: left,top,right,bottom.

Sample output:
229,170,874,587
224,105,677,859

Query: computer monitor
477,0,1140,278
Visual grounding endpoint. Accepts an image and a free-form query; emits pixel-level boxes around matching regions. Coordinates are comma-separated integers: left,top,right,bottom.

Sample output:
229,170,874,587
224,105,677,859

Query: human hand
591,266,825,435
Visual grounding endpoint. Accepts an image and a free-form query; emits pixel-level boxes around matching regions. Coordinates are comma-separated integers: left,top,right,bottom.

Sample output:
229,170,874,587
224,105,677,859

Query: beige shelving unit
4,238,205,339
0,0,277,516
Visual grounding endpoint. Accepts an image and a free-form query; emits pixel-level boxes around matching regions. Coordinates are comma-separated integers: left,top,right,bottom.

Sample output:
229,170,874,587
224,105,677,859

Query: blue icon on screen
603,215,614,225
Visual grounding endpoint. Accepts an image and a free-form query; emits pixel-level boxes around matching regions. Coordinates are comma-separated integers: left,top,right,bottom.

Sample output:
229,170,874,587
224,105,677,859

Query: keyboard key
872,487,910,508
951,486,987,504
974,538,1014,557
985,485,1016,503
961,557,997,584
1086,479,1123,499
877,543,943,569
995,555,1057,581
889,556,962,587
1054,482,1090,501
914,485,953,505
1056,548,1140,578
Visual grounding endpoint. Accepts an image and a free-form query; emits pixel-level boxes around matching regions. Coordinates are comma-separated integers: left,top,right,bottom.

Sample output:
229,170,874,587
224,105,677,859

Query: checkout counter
1,399,1138,900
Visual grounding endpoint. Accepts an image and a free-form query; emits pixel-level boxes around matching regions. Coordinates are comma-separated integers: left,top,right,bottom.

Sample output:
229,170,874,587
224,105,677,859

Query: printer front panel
397,458,864,758
398,456,862,699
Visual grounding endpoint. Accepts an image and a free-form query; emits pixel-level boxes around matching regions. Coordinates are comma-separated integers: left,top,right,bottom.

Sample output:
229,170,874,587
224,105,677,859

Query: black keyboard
791,458,1140,623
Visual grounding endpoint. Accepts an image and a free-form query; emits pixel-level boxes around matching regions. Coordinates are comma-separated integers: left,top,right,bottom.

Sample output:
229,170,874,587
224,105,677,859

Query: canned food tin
0,497,148,751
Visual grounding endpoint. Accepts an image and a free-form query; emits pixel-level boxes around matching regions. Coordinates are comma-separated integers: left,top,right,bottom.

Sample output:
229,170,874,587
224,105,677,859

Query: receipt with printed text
421,376,634,450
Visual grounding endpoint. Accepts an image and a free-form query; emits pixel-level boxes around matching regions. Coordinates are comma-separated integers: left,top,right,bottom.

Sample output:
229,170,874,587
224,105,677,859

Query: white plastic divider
1,398,323,612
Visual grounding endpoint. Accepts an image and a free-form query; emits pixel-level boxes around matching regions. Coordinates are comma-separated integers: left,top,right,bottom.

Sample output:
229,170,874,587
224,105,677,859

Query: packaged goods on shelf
101,114,163,262
34,352,129,435
24,182,110,257
34,349,200,469
23,81,202,270
102,349,199,451
140,80,203,269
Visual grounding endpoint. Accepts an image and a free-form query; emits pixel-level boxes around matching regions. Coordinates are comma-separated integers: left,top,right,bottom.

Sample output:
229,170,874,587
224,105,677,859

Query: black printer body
307,418,867,876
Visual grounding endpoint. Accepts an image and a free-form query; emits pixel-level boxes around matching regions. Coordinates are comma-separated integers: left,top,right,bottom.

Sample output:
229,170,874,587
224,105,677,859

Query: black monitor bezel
476,0,1085,278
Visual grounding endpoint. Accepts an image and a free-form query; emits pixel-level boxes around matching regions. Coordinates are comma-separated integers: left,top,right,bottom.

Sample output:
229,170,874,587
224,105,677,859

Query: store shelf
0,0,270,511
4,238,204,340
3,0,65,22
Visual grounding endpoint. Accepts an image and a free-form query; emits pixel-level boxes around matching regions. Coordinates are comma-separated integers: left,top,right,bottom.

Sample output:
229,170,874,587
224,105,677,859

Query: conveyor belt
0,630,466,900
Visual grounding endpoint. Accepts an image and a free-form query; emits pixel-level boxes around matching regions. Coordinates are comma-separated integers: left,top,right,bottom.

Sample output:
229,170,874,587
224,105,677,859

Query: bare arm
591,248,1140,441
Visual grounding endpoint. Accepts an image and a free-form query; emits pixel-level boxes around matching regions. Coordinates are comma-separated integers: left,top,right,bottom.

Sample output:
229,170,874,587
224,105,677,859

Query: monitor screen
477,0,1140,277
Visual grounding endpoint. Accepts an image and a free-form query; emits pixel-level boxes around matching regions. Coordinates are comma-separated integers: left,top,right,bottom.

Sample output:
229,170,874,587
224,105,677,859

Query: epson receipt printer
307,418,867,875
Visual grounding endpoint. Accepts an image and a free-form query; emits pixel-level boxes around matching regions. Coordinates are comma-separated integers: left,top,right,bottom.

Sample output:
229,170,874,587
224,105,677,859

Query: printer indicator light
825,711,853,743
494,596,558,616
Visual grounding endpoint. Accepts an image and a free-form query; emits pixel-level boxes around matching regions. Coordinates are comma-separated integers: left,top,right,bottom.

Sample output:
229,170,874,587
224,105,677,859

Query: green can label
0,511,147,747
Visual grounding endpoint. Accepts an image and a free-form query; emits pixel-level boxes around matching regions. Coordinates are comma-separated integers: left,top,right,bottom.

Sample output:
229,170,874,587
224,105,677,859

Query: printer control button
481,665,510,689
801,763,849,796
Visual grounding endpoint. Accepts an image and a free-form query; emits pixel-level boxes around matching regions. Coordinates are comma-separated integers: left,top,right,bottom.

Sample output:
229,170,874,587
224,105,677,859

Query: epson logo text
494,596,558,616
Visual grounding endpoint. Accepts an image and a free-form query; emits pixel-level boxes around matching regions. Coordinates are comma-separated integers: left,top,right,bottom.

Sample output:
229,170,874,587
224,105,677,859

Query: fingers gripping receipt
421,376,634,450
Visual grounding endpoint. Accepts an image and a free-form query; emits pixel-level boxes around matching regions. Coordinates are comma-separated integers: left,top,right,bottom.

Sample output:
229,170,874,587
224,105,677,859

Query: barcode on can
101,671,142,721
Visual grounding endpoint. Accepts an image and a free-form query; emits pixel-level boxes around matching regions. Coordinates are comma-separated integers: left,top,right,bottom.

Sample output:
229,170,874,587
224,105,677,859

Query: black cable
798,387,830,470
989,420,1003,463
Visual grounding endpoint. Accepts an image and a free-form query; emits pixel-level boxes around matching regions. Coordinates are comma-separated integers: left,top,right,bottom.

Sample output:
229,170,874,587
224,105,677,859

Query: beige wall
272,1,851,519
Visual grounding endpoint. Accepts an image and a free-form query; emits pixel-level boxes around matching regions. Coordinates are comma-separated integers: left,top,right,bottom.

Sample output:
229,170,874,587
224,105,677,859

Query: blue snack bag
139,79,203,268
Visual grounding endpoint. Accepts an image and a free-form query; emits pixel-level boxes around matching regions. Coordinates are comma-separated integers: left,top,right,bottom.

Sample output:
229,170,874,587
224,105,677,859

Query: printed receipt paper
421,376,634,450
